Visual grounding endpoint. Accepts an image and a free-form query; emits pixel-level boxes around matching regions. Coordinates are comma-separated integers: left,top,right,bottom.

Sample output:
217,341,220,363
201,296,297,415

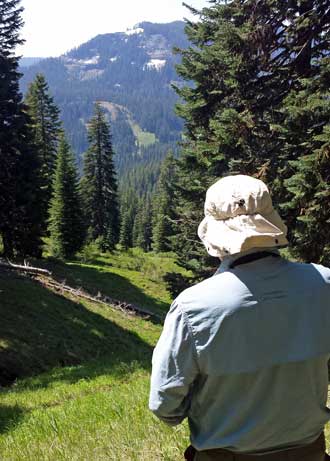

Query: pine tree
152,152,176,252
282,59,330,265
133,196,152,251
0,0,23,53
171,1,264,279
171,0,330,279
132,200,142,248
119,188,137,250
0,0,43,257
261,1,330,263
119,208,134,249
25,73,61,229
48,134,85,259
82,103,119,251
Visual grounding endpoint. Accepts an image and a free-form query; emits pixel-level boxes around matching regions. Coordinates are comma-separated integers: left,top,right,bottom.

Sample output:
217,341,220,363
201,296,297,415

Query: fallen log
0,258,162,321
0,260,52,276
35,276,162,322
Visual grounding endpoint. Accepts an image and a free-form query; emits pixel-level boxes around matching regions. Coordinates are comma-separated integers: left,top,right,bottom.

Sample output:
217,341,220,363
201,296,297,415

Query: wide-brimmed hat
198,175,288,258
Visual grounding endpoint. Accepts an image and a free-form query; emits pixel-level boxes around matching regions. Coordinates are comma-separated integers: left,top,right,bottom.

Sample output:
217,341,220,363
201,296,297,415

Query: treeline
0,0,112,257
0,0,40,257
1,37,119,259
2,0,330,282
119,152,177,252
0,0,177,261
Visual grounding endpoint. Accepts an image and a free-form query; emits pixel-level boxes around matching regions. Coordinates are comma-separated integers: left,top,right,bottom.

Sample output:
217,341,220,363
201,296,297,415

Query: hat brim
198,210,288,258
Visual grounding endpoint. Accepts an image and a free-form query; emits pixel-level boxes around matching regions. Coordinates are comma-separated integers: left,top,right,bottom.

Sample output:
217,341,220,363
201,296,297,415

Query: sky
18,0,209,57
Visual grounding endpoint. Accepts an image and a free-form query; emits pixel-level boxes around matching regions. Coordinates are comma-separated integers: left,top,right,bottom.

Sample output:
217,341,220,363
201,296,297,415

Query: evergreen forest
0,0,329,283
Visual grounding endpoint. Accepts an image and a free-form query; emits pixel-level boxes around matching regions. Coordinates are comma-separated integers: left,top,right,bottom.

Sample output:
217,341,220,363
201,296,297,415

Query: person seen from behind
149,175,330,461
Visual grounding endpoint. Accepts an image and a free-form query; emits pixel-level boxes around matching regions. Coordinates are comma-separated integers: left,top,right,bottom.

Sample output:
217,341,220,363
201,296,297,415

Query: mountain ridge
20,21,188,177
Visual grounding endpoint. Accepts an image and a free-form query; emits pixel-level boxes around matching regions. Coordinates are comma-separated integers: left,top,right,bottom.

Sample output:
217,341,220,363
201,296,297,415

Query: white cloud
18,0,208,57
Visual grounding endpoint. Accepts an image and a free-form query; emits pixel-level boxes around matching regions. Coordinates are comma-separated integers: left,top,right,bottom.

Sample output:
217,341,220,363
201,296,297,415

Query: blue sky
18,0,209,57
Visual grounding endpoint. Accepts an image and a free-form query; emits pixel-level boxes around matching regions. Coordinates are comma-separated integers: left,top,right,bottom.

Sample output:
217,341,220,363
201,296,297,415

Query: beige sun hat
198,175,288,258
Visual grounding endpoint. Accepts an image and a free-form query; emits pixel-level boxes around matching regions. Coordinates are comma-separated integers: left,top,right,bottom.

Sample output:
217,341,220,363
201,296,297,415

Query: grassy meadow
1,247,329,460
0,248,189,460
129,121,158,148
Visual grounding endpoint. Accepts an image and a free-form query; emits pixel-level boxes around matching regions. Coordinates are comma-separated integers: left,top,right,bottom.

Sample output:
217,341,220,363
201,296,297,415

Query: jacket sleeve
149,300,199,426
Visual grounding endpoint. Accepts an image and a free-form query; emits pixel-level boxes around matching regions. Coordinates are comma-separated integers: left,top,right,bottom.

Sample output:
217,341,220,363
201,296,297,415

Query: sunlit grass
0,248,190,460
0,364,189,460
130,121,158,148
48,246,186,317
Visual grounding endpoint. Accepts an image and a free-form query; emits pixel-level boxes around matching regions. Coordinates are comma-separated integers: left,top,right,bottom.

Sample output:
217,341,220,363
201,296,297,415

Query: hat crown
205,175,273,220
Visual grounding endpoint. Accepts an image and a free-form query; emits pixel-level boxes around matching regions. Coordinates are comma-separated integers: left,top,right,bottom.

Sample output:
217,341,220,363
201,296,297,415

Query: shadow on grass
0,405,25,434
0,273,154,387
21,356,147,392
47,260,169,318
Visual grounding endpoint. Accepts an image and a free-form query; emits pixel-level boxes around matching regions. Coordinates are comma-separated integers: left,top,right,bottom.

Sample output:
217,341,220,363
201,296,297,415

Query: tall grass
0,365,189,460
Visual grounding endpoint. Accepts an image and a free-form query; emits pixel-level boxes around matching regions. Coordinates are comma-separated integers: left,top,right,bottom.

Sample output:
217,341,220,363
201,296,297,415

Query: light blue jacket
149,251,330,453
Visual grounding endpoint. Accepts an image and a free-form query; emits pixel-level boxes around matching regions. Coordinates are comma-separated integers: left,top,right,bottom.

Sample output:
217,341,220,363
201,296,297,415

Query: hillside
20,22,189,177
0,252,330,459
0,249,190,460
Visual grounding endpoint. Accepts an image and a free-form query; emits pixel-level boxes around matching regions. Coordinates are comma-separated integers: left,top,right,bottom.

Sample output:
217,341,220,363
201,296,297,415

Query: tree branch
0,260,52,276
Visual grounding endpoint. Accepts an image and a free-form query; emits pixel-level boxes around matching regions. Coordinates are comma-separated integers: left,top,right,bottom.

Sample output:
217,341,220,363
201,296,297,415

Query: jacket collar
215,248,280,275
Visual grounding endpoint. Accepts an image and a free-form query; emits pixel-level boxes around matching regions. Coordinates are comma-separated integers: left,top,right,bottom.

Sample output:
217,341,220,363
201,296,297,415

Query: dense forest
1,0,329,294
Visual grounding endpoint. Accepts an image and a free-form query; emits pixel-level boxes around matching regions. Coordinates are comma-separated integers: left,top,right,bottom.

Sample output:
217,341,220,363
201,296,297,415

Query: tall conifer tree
25,73,61,229
246,0,330,263
0,0,43,256
152,152,176,252
119,188,137,250
48,134,85,259
82,103,119,251
172,1,263,279
282,61,330,265
119,208,134,250
133,196,152,251
172,0,330,279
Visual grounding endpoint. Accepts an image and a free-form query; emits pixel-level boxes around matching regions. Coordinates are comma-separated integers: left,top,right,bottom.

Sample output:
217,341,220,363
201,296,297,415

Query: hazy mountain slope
20,57,43,67
20,21,188,175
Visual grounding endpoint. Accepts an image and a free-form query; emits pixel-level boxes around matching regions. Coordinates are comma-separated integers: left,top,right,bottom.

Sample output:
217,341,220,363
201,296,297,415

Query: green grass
97,101,157,149
130,122,157,148
46,247,184,317
0,249,190,460
0,367,189,460
0,271,157,382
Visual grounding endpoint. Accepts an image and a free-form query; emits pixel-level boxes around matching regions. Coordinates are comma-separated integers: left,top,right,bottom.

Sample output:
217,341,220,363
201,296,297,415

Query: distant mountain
20,21,189,176
20,57,43,67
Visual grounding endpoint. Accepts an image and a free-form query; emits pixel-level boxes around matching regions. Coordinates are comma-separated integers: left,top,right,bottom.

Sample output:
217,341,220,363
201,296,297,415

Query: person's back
162,254,330,452
149,176,330,460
